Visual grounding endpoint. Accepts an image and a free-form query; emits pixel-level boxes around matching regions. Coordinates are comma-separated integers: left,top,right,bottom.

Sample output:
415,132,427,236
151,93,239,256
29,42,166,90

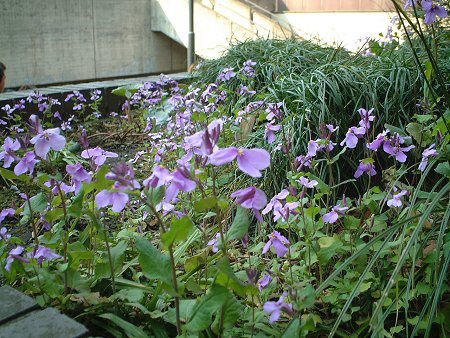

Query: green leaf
68,190,85,217
161,216,194,248
95,240,128,279
146,186,165,207
282,318,300,337
185,285,232,331
0,167,30,182
227,207,250,242
435,162,450,177
99,313,147,338
135,236,172,285
406,122,432,146
194,197,217,212
111,84,141,98
23,192,48,216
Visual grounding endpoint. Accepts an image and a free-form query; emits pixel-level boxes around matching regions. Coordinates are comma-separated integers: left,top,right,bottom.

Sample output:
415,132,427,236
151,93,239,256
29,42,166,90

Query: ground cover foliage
0,2,449,337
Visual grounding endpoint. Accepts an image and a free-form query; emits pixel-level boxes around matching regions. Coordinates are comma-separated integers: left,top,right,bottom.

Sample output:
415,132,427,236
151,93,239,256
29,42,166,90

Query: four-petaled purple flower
358,108,375,130
422,0,448,24
323,204,349,224
258,274,272,291
5,246,30,271
14,152,39,176
81,147,118,167
340,126,366,149
218,67,236,82
0,137,21,168
387,188,409,208
265,122,281,144
263,292,293,323
95,187,129,213
66,163,92,193
27,246,62,265
164,166,197,202
30,128,66,158
383,133,415,162
231,186,267,222
262,231,290,257
354,159,377,178
419,143,438,172
297,176,318,188
207,233,221,253
143,166,173,189
210,147,270,178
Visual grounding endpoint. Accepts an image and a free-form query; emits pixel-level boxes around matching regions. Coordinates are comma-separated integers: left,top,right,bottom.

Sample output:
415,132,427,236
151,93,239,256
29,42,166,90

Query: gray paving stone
0,308,88,338
0,286,39,324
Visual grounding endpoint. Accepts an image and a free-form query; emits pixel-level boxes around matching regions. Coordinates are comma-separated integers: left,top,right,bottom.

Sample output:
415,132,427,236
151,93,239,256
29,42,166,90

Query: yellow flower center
238,149,245,156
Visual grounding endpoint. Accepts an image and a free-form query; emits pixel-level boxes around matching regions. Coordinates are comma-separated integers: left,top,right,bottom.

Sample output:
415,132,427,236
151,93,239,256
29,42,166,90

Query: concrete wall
277,12,396,51
0,0,186,88
152,0,289,60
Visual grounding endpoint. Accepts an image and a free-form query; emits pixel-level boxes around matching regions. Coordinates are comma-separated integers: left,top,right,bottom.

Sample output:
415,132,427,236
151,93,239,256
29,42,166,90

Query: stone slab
0,286,39,325
0,307,88,338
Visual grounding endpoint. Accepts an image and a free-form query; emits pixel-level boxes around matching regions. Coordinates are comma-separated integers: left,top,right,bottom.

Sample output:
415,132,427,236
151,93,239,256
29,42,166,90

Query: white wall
277,12,396,51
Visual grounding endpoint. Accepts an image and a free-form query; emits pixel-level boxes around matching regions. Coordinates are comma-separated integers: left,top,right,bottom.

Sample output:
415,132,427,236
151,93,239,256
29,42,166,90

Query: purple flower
0,208,15,224
5,246,30,271
207,233,221,253
0,137,21,168
81,147,118,167
218,67,236,82
242,60,257,77
323,204,349,224
258,274,272,291
387,188,408,208
143,166,173,189
297,176,318,188
164,166,196,202
419,143,438,172
358,108,375,130
383,133,415,162
340,126,366,149
295,155,313,171
262,231,290,257
262,189,289,216
307,140,320,157
209,147,270,178
274,202,299,222
422,0,448,24
95,188,129,212
27,246,62,265
404,0,417,9
66,163,92,193
263,292,293,323
30,128,66,158
367,130,390,151
265,122,281,144
14,152,39,176
354,160,377,178
0,227,10,242
231,186,267,222
106,163,140,190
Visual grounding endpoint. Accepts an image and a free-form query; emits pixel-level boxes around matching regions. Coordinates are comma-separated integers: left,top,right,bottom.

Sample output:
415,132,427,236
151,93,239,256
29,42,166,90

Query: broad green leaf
282,318,300,337
161,216,194,248
185,284,232,331
227,207,249,242
435,162,450,177
194,197,217,212
23,192,48,216
135,236,172,285
0,167,30,182
111,84,141,98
